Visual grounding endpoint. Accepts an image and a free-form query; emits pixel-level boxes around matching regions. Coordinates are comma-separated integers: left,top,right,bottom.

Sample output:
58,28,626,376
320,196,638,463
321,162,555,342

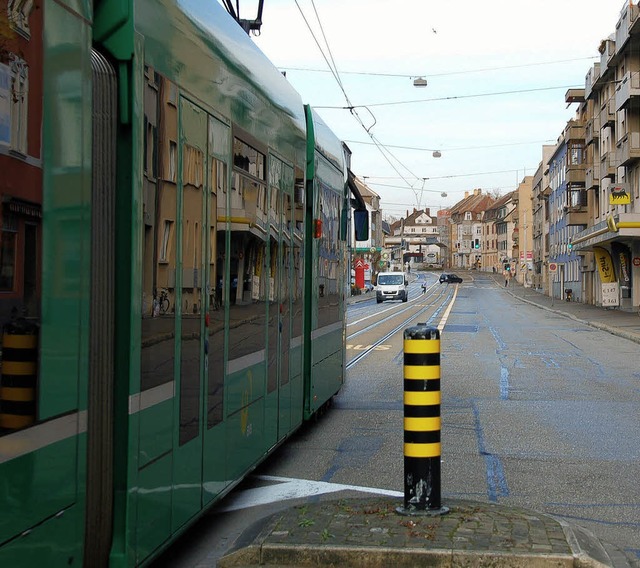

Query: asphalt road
152,271,640,566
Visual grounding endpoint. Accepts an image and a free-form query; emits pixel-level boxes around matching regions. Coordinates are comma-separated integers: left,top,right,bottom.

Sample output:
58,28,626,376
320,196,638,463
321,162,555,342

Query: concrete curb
217,497,634,568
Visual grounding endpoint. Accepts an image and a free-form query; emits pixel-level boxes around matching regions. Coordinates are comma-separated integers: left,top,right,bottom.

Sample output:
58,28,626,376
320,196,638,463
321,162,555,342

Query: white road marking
437,285,458,332
217,475,403,512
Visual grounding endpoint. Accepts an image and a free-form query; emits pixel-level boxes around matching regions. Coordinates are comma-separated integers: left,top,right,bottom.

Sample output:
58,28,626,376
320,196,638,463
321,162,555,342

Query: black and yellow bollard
397,324,448,516
0,318,38,430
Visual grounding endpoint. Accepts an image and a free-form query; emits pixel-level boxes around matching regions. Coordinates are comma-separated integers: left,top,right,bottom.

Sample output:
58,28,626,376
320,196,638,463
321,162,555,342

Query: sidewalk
493,274,640,346
218,274,640,567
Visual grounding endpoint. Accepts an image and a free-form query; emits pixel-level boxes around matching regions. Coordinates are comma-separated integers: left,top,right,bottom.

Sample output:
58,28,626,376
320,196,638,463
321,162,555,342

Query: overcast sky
220,0,628,218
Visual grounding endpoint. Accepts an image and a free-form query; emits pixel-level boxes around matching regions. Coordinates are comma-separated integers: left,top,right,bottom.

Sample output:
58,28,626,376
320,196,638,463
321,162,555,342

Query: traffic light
504,263,511,272
567,241,573,252
474,239,480,249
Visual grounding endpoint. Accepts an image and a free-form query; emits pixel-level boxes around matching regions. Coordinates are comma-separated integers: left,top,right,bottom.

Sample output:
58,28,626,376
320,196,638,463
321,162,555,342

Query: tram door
202,116,229,505
277,163,294,438
172,98,207,529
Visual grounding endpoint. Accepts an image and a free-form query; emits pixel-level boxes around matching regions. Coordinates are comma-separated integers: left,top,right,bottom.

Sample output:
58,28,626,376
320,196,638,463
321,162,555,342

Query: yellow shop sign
593,247,616,283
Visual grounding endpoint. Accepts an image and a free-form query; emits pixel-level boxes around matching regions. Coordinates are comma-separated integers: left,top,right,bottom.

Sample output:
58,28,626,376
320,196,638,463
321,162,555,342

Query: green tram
0,1,367,566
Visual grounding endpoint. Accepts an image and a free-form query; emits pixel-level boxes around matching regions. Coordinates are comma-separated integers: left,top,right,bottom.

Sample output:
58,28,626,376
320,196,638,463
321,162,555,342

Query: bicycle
155,288,170,314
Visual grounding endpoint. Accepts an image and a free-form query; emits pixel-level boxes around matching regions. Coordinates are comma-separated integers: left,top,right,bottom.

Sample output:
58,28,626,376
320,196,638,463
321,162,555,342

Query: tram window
141,73,176,393
233,138,265,180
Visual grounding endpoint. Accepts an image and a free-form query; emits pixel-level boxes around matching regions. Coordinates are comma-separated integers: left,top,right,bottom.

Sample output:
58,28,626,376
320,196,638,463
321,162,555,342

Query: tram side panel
304,108,348,418
0,1,91,565
99,0,309,565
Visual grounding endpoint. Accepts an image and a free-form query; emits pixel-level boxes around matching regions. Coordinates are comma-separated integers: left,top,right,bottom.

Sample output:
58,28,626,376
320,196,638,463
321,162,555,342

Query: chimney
474,188,481,196
464,191,469,198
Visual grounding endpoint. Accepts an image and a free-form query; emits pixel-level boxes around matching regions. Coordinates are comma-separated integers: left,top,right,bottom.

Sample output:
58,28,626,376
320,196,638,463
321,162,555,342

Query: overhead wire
292,0,428,198
278,56,599,79
314,84,583,110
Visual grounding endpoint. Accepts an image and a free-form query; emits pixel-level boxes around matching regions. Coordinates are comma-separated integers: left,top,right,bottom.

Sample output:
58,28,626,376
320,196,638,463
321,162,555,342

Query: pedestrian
421,282,427,294
504,271,509,287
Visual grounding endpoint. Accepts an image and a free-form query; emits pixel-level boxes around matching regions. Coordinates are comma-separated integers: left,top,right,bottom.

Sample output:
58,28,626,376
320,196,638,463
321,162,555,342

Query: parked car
439,273,463,284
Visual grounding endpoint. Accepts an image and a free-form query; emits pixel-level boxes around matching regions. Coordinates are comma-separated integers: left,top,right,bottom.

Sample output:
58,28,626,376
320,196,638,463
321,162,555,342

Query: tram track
346,282,459,369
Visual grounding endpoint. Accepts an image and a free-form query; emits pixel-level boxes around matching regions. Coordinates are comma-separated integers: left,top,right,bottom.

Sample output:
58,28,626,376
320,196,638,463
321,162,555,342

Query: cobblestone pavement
218,497,639,567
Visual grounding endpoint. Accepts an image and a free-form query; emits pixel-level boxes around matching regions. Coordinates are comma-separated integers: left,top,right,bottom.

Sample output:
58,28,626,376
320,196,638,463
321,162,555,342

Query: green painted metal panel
138,400,173,469
40,0,92,420
309,360,343,415
226,399,265,480
135,0,306,169
202,421,227,505
110,35,146,568
0,435,81,544
226,365,266,416
0,502,83,566
135,453,173,565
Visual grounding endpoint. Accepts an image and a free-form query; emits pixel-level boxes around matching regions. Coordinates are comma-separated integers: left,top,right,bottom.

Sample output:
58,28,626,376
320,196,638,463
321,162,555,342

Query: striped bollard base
396,324,449,517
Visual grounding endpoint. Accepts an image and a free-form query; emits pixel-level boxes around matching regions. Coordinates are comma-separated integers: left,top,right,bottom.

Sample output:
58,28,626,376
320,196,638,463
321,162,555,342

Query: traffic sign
548,262,558,273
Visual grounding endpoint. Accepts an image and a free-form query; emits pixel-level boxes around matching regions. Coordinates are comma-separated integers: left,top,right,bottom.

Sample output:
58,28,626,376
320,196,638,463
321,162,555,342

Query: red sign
549,262,558,273
633,257,640,267
354,259,364,268
364,263,370,269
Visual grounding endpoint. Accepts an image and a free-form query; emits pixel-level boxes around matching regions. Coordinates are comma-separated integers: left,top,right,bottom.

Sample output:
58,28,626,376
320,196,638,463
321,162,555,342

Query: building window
0,214,18,291
0,64,10,146
169,141,177,182
8,0,34,37
465,212,471,220
160,220,173,262
3,57,28,155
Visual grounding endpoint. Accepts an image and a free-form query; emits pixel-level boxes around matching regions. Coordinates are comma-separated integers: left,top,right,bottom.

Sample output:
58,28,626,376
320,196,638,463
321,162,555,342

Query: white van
375,271,408,304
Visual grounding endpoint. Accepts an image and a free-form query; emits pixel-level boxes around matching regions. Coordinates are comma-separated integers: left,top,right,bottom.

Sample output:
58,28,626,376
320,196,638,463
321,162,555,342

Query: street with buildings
350,3,640,316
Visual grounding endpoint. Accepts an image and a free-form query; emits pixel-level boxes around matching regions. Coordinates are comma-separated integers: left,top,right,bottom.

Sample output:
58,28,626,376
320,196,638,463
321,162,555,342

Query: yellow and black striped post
0,318,38,431
397,324,448,516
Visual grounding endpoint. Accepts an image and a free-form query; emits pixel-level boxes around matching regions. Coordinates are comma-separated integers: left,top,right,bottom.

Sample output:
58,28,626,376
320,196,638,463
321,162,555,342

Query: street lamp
413,77,427,87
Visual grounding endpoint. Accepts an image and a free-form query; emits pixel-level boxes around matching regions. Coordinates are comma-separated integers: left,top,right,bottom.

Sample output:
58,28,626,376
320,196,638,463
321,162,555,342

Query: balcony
617,131,640,166
566,163,585,184
615,3,640,52
599,38,615,71
565,120,585,142
599,98,615,127
615,71,640,111
585,63,601,99
585,113,600,144
564,205,589,226
585,163,600,190
600,151,617,179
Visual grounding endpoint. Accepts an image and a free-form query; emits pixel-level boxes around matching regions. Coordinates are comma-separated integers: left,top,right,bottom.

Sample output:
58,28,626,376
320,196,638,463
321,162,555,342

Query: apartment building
482,191,516,274
532,146,554,293
514,176,534,287
437,209,451,269
383,208,441,269
448,189,495,269
570,1,640,311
